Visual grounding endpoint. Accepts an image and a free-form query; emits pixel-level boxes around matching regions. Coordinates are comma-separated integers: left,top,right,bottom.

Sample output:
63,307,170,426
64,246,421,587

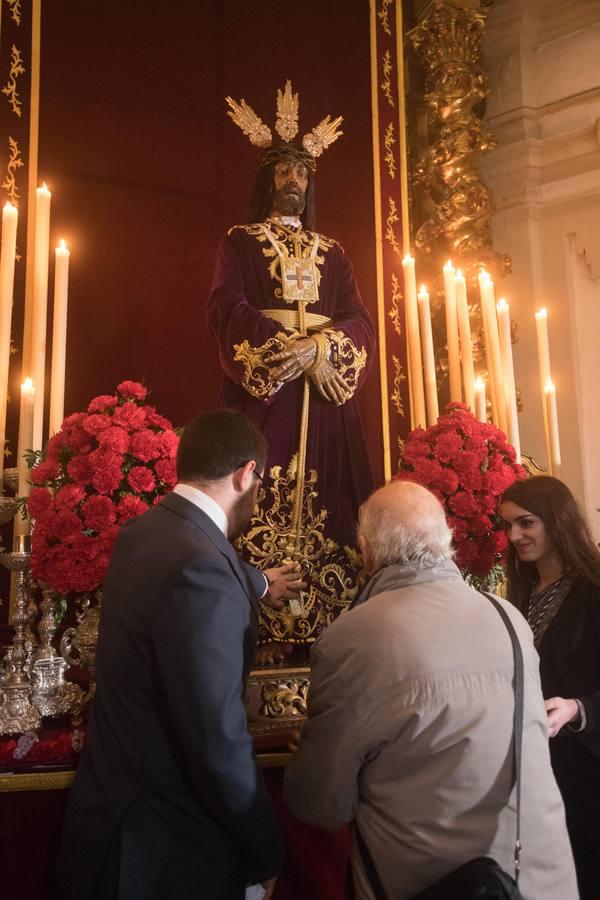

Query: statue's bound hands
310,359,351,405
268,337,317,383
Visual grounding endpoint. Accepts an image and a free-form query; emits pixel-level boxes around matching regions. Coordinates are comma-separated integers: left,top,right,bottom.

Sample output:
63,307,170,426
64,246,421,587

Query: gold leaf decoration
225,96,272,148
302,115,343,159
381,50,395,108
385,197,400,255
2,136,23,205
388,272,402,336
275,80,299,142
2,45,25,118
384,121,396,179
390,355,407,416
7,0,22,26
378,0,393,36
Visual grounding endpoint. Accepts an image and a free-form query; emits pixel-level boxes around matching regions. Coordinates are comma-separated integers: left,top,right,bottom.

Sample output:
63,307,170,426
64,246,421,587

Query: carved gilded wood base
246,665,310,737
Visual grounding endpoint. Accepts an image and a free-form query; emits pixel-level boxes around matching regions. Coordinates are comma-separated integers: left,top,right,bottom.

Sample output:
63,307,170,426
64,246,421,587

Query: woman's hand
545,696,580,737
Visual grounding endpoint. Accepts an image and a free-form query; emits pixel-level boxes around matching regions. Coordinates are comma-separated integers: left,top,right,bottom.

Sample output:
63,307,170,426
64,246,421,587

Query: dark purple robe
207,221,375,643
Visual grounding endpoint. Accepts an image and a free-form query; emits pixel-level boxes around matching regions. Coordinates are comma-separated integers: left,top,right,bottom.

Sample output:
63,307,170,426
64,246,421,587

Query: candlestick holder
31,589,83,717
2,466,18,494
0,548,41,735
0,495,18,524
61,590,102,711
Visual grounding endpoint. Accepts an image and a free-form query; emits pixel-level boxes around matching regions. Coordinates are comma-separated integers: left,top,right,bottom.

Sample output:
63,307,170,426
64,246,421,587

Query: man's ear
232,460,255,493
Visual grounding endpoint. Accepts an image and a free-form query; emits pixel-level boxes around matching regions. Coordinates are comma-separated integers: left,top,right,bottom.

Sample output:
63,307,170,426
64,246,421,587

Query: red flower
82,414,113,436
438,468,460,495
67,454,95,485
130,429,161,462
82,495,117,532
30,459,60,485
112,402,147,431
434,432,464,463
146,409,173,430
117,494,150,523
154,458,177,486
87,394,118,414
448,491,480,519
55,484,87,508
117,380,148,401
410,457,443,485
97,425,130,454
158,430,179,458
127,466,156,494
28,487,53,519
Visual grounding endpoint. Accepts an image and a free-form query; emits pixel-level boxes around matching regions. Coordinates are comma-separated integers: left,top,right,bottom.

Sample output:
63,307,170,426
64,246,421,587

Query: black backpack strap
483,591,524,882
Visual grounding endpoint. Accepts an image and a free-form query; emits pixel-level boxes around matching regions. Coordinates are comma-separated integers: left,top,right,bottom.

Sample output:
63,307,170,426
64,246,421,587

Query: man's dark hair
176,409,268,483
248,145,316,231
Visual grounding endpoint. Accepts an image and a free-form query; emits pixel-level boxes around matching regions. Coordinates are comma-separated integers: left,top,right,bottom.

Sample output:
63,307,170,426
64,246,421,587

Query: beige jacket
284,560,578,900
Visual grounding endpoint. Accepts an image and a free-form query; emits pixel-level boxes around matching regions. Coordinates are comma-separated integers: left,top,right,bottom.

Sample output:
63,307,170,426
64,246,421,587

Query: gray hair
358,481,454,571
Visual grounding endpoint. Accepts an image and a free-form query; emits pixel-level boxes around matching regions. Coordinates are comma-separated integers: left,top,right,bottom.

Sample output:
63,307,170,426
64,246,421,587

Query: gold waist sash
262,308,332,332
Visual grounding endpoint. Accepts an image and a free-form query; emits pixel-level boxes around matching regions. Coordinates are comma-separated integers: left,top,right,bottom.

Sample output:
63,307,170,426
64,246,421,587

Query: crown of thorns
226,80,343,171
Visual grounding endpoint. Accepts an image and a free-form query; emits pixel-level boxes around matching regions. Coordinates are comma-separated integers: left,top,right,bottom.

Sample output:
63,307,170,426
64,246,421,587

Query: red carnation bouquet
28,380,179,596
396,403,526,584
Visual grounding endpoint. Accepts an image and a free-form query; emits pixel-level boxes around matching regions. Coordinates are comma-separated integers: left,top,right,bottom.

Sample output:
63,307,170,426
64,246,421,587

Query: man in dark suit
59,409,292,900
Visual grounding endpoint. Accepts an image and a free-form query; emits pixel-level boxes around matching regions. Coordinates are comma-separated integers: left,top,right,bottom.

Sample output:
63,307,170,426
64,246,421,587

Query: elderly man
208,82,375,648
284,480,578,899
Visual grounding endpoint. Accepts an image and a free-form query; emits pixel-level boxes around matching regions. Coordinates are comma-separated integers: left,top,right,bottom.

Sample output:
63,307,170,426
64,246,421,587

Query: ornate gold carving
260,678,308,718
275,80,299,142
324,330,368,399
384,122,396,179
381,50,395,108
239,455,364,642
233,332,289,399
226,96,272,147
2,136,23,205
385,197,401,255
388,272,402,336
408,2,510,281
6,0,22,26
302,115,343,159
378,0,393,36
2,46,25,118
390,355,407,417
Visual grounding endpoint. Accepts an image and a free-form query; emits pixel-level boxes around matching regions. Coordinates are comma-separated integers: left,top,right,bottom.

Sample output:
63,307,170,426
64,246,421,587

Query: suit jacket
538,576,600,756
58,492,284,900
284,560,578,900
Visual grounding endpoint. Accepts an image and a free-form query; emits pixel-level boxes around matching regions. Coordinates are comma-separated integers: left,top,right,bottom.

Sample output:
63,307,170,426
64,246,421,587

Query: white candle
496,299,520,461
443,260,461,402
545,380,561,473
455,269,475,413
478,271,507,433
402,254,426,428
49,239,70,437
14,378,35,535
474,376,487,423
417,284,439,425
0,202,18,489
30,183,51,452
535,308,552,470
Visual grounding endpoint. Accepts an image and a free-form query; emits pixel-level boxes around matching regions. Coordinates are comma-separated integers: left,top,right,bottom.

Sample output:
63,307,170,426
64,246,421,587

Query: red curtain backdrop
30,0,383,478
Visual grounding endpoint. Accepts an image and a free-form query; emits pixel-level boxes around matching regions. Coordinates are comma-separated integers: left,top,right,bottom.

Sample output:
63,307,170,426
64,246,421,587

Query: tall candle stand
0,544,41,734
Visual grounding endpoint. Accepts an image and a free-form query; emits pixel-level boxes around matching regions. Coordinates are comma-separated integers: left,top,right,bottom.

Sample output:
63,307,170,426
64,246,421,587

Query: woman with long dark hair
501,475,600,899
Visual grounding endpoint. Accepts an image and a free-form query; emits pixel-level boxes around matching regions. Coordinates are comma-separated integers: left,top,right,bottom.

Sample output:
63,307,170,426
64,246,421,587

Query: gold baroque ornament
233,332,289,400
2,136,23,205
238,454,364,642
384,122,396,179
381,50,394,108
275,80,299,142
385,196,401,255
378,0,393,36
260,679,308,718
408,2,509,280
388,272,402,336
390,354,407,416
324,330,368,399
6,0,21,26
2,45,25,118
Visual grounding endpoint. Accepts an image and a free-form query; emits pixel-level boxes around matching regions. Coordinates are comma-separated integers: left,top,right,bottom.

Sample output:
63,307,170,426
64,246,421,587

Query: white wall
481,0,600,535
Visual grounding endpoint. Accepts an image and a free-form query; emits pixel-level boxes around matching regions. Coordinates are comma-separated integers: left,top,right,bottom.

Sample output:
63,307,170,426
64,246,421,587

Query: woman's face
500,500,554,564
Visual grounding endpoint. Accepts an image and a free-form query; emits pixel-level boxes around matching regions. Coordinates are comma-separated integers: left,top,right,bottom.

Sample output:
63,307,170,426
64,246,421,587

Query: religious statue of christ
207,82,375,648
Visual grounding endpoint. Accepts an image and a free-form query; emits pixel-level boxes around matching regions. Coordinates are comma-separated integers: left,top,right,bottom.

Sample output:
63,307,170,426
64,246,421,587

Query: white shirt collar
173,483,229,536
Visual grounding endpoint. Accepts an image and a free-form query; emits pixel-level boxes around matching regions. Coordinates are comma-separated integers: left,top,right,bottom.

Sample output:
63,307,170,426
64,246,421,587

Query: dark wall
34,0,382,475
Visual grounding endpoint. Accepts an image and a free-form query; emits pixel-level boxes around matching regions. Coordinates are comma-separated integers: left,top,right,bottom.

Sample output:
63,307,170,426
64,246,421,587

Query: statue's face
270,158,309,217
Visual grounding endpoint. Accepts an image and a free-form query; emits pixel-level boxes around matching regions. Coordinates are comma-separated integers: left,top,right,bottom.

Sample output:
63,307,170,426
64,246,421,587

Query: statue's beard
271,185,306,217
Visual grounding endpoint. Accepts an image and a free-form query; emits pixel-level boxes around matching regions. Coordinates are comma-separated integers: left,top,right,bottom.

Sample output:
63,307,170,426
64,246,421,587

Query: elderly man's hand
310,359,351,405
545,696,580,737
263,563,307,608
268,337,317,383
